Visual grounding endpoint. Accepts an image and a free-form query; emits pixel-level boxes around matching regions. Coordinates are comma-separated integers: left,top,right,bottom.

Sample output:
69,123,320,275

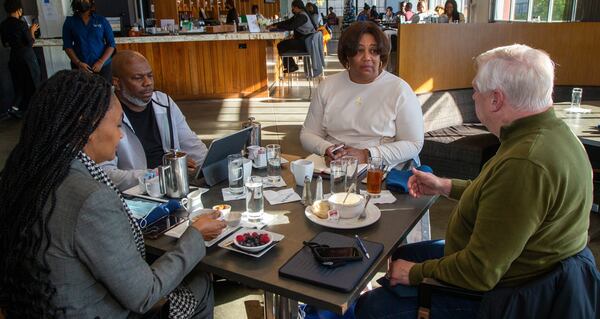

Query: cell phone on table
142,214,187,239
313,246,363,263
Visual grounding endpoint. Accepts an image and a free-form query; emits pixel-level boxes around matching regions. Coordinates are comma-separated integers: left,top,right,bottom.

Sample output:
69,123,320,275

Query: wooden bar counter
35,32,287,100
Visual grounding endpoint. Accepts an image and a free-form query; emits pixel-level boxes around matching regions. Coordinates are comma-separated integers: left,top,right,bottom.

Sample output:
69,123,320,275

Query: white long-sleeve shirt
300,70,424,167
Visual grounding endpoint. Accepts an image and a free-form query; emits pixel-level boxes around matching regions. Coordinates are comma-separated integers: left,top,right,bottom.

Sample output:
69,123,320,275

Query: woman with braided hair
0,70,224,318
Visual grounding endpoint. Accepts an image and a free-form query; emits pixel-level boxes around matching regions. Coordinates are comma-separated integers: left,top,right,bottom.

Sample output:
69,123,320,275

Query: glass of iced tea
367,157,384,197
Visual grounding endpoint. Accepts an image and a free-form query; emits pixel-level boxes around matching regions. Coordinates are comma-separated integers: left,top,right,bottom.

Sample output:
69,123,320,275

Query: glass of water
571,88,583,109
245,176,264,222
329,159,346,194
228,154,244,194
342,156,359,192
266,144,281,183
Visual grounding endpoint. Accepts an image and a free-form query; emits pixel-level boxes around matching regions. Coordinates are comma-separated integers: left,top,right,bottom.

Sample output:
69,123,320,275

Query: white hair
473,44,555,112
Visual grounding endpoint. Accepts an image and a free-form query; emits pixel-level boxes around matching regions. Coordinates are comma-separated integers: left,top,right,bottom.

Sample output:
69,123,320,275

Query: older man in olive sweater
355,45,597,318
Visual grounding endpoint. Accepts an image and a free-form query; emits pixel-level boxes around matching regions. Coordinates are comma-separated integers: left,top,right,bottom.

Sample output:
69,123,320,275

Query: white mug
255,151,267,168
290,159,314,186
247,145,260,160
242,158,253,182
181,189,204,213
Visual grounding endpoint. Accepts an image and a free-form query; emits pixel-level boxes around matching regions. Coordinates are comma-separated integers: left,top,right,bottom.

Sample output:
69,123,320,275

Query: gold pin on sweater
355,96,363,106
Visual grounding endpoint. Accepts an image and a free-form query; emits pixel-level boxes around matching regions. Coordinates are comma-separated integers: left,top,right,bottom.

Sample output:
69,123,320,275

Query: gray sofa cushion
418,89,500,180
421,124,500,179
420,89,479,133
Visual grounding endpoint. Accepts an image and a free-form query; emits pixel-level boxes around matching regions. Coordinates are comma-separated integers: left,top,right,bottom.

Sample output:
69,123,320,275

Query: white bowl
327,193,365,219
233,231,272,252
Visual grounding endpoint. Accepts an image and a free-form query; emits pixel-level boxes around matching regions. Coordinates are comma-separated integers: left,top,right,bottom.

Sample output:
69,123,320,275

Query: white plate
304,203,381,229
218,228,284,258
165,210,241,248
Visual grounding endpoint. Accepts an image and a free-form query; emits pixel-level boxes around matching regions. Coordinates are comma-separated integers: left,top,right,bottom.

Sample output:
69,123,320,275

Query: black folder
278,232,384,292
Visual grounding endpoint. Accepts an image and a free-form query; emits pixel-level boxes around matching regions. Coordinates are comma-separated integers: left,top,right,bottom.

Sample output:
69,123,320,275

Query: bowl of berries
233,231,272,252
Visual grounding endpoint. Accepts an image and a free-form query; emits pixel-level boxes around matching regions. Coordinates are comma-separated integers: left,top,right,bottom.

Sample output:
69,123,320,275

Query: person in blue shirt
62,0,115,82
357,4,370,22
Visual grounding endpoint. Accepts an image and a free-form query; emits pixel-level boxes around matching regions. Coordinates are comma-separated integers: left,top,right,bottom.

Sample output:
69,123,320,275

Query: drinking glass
228,154,244,194
367,157,384,197
342,156,359,192
245,176,264,222
571,88,583,109
266,144,281,182
329,159,346,194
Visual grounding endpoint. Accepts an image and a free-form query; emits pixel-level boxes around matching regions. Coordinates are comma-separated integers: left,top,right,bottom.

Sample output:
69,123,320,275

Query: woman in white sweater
300,22,423,168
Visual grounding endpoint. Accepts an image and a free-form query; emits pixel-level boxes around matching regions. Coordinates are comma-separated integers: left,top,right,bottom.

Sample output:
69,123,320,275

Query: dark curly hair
3,0,22,14
0,70,112,318
338,21,391,70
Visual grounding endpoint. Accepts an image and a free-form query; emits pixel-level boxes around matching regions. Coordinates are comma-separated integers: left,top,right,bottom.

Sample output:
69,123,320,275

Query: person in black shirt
267,0,316,73
0,0,41,118
225,0,239,25
121,101,165,169
102,50,209,190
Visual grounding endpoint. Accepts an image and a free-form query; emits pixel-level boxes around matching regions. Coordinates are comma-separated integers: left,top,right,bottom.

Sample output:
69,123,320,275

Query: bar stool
279,51,314,98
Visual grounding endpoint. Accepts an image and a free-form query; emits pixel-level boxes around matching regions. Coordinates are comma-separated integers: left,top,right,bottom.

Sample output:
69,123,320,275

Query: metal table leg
264,291,299,319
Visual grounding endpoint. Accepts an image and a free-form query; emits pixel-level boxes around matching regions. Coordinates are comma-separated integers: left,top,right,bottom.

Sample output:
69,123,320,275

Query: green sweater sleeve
449,179,471,200
409,159,552,290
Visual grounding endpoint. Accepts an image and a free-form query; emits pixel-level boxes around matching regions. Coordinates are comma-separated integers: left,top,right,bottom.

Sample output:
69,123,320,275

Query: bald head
112,50,155,109
111,50,150,79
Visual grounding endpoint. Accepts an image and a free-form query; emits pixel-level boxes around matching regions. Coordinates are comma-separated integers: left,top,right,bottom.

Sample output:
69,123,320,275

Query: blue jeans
354,240,480,319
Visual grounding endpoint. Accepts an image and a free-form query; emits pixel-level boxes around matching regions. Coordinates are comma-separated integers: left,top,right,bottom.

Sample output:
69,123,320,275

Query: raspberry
235,235,244,242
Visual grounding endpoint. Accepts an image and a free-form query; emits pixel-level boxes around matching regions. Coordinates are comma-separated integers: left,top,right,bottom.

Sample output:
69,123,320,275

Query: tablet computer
196,127,252,186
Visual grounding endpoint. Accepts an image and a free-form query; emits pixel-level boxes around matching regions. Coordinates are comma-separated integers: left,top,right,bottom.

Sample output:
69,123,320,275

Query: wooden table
555,101,600,214
145,159,437,316
554,101,600,147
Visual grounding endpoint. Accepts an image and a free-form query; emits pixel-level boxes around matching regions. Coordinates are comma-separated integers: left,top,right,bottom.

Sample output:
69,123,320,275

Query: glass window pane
552,0,573,21
514,0,530,20
532,0,549,21
494,0,511,20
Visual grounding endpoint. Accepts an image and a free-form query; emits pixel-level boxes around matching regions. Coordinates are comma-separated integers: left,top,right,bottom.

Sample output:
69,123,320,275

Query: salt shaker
315,175,323,201
301,176,313,206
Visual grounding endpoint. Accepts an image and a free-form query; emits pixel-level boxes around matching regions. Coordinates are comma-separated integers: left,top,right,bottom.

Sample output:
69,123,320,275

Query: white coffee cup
144,176,164,198
181,189,204,213
247,145,267,167
290,159,314,186
242,158,252,182
247,145,260,160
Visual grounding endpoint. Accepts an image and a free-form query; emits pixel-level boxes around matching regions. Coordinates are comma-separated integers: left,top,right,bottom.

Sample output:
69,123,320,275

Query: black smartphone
142,214,187,239
314,246,363,262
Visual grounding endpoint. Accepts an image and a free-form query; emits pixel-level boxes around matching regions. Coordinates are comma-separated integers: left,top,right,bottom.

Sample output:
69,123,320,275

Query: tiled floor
1,41,599,319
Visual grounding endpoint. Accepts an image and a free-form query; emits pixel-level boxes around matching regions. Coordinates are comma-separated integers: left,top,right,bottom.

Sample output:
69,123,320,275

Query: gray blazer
45,160,207,318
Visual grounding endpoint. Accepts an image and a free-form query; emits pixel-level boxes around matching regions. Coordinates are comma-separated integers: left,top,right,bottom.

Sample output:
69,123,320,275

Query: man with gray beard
101,50,208,191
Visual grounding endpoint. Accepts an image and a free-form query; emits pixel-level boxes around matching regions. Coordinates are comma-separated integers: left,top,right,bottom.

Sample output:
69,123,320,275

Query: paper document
246,15,260,33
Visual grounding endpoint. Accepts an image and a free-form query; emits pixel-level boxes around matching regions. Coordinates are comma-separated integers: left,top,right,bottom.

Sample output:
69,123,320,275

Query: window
493,0,576,22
